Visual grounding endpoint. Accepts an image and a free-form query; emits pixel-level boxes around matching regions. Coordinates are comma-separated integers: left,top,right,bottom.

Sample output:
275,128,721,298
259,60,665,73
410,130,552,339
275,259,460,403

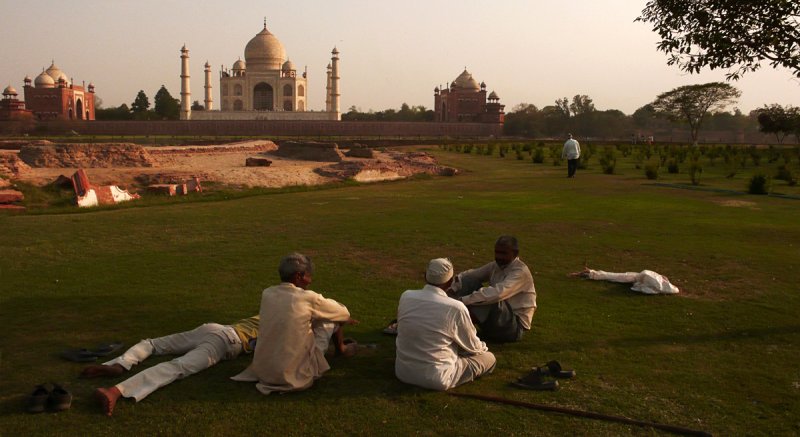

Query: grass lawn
1,147,799,436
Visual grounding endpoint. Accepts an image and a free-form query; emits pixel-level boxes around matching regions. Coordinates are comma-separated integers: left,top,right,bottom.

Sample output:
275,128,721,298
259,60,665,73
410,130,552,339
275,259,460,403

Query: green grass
1,148,799,436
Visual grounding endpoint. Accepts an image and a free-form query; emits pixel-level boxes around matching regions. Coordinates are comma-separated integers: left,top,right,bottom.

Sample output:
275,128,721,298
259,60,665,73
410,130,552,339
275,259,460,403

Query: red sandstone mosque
14,62,97,120
434,69,504,123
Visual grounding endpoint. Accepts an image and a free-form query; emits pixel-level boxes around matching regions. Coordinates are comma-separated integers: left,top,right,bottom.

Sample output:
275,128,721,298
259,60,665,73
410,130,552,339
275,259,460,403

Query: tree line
95,86,189,121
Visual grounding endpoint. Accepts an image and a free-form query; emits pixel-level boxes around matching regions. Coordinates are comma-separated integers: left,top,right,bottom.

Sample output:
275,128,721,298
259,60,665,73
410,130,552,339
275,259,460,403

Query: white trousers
104,323,243,401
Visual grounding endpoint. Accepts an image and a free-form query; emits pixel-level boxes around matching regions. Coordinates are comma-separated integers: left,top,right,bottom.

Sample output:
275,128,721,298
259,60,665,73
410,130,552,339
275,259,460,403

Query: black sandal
540,360,576,378
512,368,559,391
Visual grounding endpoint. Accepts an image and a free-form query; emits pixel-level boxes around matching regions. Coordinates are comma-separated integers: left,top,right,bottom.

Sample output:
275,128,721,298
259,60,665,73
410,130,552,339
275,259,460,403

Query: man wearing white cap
395,258,496,391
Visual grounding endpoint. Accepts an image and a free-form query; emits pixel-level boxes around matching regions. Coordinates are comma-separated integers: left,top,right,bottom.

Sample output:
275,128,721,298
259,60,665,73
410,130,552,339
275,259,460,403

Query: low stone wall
32,120,504,137
274,141,344,162
19,143,156,168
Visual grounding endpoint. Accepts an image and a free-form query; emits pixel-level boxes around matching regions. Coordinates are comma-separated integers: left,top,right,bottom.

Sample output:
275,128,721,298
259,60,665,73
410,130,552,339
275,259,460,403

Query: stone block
245,157,273,167
147,184,178,196
0,189,24,203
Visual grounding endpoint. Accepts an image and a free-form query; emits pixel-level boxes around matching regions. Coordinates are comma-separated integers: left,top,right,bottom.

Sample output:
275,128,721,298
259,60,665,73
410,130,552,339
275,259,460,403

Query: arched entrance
76,99,84,120
253,83,274,110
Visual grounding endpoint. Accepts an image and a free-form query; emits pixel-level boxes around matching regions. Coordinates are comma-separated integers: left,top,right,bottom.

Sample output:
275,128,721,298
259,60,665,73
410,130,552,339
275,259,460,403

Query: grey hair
495,235,519,251
279,252,314,282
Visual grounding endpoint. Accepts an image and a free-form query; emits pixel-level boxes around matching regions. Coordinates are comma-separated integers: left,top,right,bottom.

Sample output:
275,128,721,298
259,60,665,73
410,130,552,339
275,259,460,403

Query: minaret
204,61,213,111
180,45,191,120
330,47,340,120
325,63,332,112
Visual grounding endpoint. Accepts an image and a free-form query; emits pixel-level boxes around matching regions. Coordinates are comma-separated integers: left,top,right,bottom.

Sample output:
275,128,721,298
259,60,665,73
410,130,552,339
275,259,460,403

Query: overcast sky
2,0,797,114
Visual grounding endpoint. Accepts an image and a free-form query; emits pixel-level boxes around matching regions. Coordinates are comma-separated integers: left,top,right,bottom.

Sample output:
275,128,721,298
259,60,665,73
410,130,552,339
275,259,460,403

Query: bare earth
3,141,451,190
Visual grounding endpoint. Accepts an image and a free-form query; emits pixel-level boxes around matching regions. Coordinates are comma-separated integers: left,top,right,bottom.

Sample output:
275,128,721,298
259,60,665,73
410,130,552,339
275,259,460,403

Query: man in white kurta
562,133,581,178
450,236,536,343
396,258,496,391
232,253,356,395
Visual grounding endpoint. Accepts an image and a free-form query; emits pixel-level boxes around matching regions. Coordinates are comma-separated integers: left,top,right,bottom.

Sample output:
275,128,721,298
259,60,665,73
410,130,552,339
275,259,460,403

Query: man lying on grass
395,258,496,390
83,315,260,416
232,252,359,395
448,235,537,343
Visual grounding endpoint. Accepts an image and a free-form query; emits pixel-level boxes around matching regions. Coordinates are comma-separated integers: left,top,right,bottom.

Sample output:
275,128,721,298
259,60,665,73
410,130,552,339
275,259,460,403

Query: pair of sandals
512,360,575,391
60,342,124,362
26,383,72,413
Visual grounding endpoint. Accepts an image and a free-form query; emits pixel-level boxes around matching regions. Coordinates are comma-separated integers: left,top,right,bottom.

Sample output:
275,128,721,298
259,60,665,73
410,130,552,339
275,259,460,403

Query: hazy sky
2,0,798,114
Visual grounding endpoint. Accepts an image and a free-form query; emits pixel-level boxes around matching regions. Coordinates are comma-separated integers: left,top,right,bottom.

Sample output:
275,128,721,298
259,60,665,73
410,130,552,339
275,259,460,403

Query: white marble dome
244,27,286,71
34,71,55,88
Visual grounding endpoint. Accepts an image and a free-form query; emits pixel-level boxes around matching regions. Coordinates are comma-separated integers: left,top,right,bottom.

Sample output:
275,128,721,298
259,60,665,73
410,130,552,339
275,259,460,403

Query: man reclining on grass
447,235,537,343
395,258,496,390
82,315,260,416
569,266,680,294
231,252,358,395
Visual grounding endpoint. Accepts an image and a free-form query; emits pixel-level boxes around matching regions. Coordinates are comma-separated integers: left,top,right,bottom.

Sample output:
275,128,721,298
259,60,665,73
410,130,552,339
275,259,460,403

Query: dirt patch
7,141,452,190
714,199,759,209
273,141,344,162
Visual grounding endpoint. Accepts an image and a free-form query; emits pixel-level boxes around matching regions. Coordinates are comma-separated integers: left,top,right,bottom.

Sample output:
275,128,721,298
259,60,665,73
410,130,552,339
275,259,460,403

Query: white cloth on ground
104,323,243,401
450,257,537,329
395,284,496,391
587,269,679,294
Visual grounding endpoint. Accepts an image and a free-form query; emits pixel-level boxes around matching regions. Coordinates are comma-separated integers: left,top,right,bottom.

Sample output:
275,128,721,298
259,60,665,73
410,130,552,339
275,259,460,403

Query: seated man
395,258,496,391
569,266,679,294
449,235,536,343
232,252,357,395
83,315,259,416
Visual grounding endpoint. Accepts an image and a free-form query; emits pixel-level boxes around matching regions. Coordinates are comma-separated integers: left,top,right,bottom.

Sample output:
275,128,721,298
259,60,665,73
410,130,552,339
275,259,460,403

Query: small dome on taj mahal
282,59,295,71
233,58,246,70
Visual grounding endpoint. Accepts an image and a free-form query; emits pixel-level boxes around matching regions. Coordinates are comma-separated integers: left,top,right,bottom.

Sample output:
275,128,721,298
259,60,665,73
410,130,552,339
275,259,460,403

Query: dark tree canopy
651,82,741,143
756,104,798,143
131,90,150,113
637,0,800,80
154,85,180,120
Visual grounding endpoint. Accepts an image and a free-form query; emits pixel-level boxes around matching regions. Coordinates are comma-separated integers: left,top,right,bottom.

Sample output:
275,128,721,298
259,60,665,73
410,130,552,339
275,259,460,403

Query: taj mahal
180,21,340,121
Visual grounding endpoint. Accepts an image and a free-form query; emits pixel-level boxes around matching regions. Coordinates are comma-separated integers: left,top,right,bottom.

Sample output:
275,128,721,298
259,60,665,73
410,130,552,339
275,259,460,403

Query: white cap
426,258,454,284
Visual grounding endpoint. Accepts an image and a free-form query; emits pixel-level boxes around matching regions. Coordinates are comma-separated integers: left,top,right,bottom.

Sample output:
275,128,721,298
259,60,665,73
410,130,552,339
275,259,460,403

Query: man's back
395,285,487,390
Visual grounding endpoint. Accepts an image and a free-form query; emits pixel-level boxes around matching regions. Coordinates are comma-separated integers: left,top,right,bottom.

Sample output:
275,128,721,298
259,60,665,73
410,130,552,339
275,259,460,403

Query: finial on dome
264,17,267,29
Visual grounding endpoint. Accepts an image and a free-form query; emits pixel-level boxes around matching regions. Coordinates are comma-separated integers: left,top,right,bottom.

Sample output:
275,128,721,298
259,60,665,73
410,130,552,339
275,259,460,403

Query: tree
756,104,797,143
569,95,595,116
96,103,133,121
651,82,741,144
191,100,204,111
131,90,150,114
554,97,570,117
637,1,800,80
154,85,180,120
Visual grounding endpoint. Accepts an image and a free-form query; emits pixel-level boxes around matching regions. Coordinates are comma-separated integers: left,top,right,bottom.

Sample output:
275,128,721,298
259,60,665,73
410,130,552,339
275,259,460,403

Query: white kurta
454,258,537,329
395,284,494,391
231,282,351,394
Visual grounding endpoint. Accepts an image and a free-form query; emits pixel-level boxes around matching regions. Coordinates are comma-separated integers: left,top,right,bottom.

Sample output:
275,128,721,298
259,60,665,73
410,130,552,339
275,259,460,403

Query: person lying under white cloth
569,267,679,294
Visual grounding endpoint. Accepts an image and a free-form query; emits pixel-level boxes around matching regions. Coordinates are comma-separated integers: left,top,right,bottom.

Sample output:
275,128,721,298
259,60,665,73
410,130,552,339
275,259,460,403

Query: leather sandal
540,360,576,378
512,369,559,391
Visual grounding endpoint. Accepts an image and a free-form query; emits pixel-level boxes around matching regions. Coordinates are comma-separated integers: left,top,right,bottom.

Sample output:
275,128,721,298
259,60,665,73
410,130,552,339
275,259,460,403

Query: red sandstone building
22,62,96,120
434,69,504,124
0,85,33,121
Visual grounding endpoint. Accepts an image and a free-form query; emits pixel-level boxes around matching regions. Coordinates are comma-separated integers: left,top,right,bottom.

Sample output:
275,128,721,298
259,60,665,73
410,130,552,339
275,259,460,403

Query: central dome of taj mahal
244,26,286,72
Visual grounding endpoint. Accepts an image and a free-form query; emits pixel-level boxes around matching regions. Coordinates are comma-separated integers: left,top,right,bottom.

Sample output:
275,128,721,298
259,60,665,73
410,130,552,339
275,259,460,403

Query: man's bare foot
94,386,122,416
338,341,358,358
81,364,125,378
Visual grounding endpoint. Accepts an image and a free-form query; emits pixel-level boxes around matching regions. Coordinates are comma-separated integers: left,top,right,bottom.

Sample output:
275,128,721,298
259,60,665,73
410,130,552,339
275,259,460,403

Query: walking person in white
562,133,581,178
395,258,496,391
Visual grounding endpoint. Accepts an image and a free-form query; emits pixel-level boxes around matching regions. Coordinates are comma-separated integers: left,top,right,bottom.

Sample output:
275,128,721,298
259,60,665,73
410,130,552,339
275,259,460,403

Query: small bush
599,147,617,174
667,159,680,174
644,161,659,180
516,150,524,160
532,147,545,163
486,144,496,156
689,161,703,185
748,173,771,194
775,164,798,186
463,145,473,154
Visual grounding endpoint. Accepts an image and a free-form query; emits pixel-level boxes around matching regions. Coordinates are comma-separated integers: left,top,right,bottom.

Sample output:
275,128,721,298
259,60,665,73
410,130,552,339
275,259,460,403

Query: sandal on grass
539,360,576,378
512,370,559,391
382,319,398,336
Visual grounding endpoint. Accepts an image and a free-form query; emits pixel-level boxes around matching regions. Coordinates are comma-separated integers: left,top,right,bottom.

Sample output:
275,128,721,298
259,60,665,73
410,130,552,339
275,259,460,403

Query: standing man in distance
395,258,496,391
449,236,537,343
562,133,581,178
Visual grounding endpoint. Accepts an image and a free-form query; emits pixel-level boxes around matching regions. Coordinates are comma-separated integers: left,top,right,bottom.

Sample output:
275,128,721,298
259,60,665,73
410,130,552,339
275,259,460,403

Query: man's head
494,235,519,267
426,258,454,290
567,133,573,139
279,252,314,289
